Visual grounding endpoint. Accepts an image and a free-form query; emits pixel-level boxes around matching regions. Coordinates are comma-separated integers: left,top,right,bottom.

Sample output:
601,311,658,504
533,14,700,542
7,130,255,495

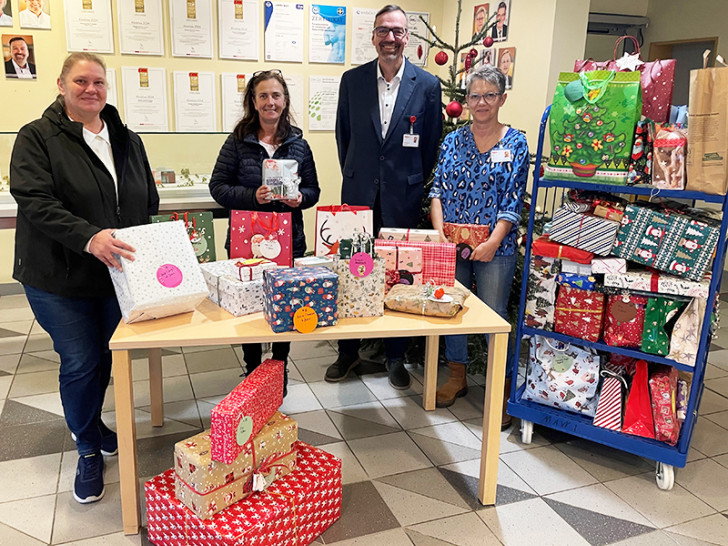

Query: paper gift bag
108,221,208,323
641,297,683,356
151,211,217,263
314,205,373,256
524,255,560,330
627,119,653,186
333,256,385,318
687,51,728,195
649,367,680,446
593,368,628,431
622,360,655,439
545,70,642,184
443,222,491,261
667,297,706,367
603,294,647,348
230,210,292,267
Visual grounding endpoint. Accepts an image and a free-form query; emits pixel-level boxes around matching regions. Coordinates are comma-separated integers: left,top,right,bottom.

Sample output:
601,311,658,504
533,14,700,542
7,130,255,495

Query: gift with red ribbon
379,226,440,242
230,211,293,267
151,211,217,264
175,412,298,519
374,239,456,286
377,245,424,292
531,235,594,264
549,206,621,257
553,286,605,342
146,442,342,546
314,204,373,256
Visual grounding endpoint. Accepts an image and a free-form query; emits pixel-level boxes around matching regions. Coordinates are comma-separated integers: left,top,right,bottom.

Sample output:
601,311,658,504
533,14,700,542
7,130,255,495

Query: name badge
402,133,420,148
491,148,512,163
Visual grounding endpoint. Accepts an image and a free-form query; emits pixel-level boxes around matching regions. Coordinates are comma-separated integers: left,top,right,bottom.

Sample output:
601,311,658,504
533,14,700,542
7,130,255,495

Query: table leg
113,349,141,534
479,332,507,505
149,348,164,427
423,335,439,411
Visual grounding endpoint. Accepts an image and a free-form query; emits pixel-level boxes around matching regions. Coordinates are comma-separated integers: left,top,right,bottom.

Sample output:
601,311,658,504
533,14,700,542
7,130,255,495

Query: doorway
648,38,719,105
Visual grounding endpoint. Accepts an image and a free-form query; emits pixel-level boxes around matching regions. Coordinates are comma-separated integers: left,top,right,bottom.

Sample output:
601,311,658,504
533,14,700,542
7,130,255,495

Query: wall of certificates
57,0,431,133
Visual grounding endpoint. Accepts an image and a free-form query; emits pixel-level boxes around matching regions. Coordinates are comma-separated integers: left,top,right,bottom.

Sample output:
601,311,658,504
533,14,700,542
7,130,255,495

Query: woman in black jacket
209,69,321,393
10,52,159,505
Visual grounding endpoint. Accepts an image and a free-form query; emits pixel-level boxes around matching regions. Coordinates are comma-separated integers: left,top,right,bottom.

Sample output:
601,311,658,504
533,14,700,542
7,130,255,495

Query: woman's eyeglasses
252,69,283,79
373,26,407,39
466,92,503,105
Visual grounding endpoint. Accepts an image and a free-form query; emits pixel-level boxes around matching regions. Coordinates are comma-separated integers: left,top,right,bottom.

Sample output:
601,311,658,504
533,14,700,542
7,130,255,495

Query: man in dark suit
5,37,36,79
326,4,442,389
491,2,508,42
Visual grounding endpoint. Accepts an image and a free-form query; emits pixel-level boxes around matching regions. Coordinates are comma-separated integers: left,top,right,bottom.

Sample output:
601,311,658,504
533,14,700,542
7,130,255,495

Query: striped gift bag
374,240,456,286
549,207,621,256
593,364,628,431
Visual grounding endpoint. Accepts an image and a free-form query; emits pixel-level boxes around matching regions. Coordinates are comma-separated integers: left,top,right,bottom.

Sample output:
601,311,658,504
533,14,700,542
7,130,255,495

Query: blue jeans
24,285,121,456
444,254,517,374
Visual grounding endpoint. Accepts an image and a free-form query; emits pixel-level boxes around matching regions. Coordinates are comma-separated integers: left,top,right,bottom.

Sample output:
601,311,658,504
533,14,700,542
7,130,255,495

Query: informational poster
263,1,303,63
218,0,258,60
221,72,249,133
106,67,118,108
404,11,430,67
174,70,216,132
170,0,213,58
64,0,114,53
350,7,376,65
117,0,164,56
308,75,339,131
121,66,168,132
284,73,304,126
309,5,345,64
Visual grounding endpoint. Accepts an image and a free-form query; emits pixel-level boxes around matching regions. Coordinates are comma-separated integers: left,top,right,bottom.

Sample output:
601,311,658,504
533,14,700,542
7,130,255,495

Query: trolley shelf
522,327,697,373
537,178,726,203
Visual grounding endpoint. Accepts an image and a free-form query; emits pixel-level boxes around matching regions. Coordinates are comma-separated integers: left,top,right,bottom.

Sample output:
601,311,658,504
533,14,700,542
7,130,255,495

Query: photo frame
497,46,515,90
3,34,37,79
491,0,510,42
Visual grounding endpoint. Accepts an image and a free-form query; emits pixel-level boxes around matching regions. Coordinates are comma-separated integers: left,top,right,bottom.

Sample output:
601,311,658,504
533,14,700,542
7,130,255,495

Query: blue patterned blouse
429,125,530,256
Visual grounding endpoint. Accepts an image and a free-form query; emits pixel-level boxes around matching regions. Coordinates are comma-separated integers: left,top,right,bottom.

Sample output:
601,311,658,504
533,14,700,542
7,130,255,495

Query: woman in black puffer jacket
209,70,321,393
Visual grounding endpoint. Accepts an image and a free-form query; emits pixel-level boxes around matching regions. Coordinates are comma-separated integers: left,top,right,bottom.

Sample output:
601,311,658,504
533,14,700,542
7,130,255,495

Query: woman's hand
471,238,499,263
89,229,136,271
438,228,449,243
256,185,272,204
282,191,302,208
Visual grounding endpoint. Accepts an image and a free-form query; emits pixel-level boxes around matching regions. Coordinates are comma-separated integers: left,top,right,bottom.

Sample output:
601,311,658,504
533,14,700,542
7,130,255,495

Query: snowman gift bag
230,210,293,267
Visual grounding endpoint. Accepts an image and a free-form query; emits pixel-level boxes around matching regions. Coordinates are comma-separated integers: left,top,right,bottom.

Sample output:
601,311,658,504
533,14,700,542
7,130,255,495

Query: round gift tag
235,415,254,446
156,264,183,288
294,307,318,333
456,242,473,261
349,252,374,277
552,353,573,373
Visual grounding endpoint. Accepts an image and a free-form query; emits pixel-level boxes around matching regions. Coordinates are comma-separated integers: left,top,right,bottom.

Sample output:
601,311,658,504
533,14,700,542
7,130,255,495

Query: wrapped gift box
603,294,647,348
146,442,342,546
175,412,297,519
333,257,385,318
217,278,264,317
524,256,560,330
556,273,597,291
263,266,338,333
554,286,605,342
263,159,299,200
201,259,277,304
377,246,423,291
593,204,624,222
603,268,711,299
561,260,592,276
379,227,439,242
531,235,594,264
549,207,621,257
293,256,334,269
374,240,456,286
108,221,208,323
591,257,627,275
211,359,284,464
612,203,720,281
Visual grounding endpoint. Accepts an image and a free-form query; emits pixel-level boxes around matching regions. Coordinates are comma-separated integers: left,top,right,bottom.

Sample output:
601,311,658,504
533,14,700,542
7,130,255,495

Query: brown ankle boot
502,377,513,430
436,362,468,408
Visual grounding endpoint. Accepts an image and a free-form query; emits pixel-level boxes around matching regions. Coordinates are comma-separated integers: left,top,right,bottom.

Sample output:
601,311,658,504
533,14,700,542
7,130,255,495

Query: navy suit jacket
336,58,442,229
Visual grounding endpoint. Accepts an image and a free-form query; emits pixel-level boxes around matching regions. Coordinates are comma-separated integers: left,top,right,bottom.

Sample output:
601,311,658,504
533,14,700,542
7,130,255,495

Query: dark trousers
24,285,120,456
338,338,407,361
242,342,290,373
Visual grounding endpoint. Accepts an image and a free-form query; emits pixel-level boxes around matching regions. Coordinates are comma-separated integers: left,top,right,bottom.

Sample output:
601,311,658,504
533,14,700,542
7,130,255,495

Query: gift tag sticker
552,353,573,373
456,242,472,261
259,239,282,259
156,264,183,288
294,307,318,333
235,416,254,446
612,299,638,323
349,252,374,278
428,293,454,303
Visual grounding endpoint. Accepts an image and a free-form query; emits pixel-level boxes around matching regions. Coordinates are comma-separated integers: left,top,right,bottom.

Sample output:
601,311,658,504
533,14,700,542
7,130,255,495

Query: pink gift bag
230,211,293,267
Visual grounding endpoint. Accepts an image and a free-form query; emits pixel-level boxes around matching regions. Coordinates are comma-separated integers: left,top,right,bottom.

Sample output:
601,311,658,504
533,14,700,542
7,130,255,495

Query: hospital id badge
402,133,420,148
491,148,512,163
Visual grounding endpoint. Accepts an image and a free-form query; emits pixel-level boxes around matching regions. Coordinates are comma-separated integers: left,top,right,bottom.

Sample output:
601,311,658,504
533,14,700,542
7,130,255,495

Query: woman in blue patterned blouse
430,65,529,427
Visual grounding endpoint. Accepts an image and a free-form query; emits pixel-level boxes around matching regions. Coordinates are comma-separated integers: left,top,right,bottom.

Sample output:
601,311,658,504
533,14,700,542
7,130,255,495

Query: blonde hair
59,52,106,83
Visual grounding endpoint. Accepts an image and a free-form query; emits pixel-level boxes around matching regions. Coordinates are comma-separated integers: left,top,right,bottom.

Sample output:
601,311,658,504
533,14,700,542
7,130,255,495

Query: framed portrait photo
491,0,510,42
472,3,489,39
497,46,516,90
3,34,37,79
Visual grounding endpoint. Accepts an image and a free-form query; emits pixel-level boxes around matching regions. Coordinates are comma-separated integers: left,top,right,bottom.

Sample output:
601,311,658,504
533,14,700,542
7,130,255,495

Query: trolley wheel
656,462,674,491
520,420,533,444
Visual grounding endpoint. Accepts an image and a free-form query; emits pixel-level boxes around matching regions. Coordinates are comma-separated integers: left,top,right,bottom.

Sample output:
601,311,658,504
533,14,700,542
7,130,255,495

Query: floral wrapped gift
524,256,560,330
333,256,385,318
553,286,605,342
549,206,621,256
175,412,297,519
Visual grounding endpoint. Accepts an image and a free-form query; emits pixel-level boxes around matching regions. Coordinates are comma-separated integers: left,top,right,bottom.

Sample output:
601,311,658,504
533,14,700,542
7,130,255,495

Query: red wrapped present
603,294,647,348
553,286,605,342
443,222,491,261
146,442,342,546
211,359,284,464
374,240,455,286
649,367,681,446
531,235,594,264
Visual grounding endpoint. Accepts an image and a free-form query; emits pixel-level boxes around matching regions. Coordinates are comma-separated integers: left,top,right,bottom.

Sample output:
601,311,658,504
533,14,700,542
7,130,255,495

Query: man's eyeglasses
467,92,503,105
252,69,283,79
373,26,407,39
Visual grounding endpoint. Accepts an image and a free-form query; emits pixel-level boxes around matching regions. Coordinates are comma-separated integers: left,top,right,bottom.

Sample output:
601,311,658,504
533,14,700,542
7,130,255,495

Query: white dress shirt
19,8,50,29
11,59,34,79
377,60,406,139
0,12,12,26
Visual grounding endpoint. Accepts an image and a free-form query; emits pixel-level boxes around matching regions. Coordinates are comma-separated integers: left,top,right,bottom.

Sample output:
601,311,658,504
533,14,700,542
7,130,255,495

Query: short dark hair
498,2,507,11
233,71,294,144
8,37,28,47
374,4,406,23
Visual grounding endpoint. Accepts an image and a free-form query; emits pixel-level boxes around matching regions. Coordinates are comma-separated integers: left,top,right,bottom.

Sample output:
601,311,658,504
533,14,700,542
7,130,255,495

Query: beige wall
643,0,727,54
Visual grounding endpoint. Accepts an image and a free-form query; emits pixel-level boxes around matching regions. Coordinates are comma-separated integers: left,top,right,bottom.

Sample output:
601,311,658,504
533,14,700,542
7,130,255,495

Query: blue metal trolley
508,105,728,490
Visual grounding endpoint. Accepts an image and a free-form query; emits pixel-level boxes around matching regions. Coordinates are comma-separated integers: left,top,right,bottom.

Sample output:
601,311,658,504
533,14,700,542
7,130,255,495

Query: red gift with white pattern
146,442,342,546
211,359,284,464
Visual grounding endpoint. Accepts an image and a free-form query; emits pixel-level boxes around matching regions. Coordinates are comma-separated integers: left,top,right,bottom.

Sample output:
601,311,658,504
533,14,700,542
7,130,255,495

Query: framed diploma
221,72,248,133
64,0,115,53
117,0,164,56
263,1,303,63
350,8,376,65
308,75,339,131
218,0,259,61
170,0,213,58
121,66,169,132
173,70,216,132
106,67,118,108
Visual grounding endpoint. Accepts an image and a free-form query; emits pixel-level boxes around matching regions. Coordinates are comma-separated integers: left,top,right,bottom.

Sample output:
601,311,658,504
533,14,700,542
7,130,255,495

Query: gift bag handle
251,211,279,235
544,336,570,353
579,70,616,104
613,35,641,61
170,212,179,221
330,203,360,216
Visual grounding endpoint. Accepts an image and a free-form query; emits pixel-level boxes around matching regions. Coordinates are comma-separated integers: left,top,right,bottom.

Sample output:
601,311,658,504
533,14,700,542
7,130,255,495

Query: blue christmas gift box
263,266,338,333
556,272,597,291
549,206,621,256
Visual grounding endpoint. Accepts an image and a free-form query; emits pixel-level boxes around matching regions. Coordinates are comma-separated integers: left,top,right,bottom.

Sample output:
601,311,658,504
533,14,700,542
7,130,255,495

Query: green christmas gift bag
545,70,642,184
641,298,683,356
150,211,216,263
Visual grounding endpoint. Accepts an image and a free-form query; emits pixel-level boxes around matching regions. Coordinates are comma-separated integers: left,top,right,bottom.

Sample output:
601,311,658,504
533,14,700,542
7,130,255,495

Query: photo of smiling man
20,0,50,29
4,35,37,79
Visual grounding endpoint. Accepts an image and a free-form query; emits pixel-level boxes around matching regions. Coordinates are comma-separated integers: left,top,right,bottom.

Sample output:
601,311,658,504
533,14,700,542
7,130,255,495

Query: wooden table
110,294,511,534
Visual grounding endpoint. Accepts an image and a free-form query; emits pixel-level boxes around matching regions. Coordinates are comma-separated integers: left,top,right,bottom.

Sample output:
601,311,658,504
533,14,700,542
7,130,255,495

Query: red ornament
464,56,472,71
483,36,494,48
445,100,463,118
434,51,449,65
469,48,478,58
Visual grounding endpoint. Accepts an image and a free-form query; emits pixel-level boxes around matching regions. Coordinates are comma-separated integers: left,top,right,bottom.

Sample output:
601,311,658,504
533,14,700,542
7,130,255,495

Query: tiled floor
1,287,728,546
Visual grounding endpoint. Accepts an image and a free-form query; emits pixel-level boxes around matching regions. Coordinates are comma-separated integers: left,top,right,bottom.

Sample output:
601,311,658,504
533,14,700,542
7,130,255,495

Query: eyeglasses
373,26,407,39
467,92,503,105
252,69,283,79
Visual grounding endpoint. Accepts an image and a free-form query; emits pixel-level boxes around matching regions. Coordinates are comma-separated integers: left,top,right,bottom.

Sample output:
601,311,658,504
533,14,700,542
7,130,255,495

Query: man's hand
89,229,135,271
256,185,273,204
471,238,498,263
281,192,302,208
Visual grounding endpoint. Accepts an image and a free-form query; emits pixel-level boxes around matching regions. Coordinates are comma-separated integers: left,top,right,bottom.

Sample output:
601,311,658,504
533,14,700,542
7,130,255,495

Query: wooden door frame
648,37,719,63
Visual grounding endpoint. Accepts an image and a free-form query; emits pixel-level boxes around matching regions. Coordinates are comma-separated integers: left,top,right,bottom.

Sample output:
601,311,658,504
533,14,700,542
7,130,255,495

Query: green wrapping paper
641,298,683,356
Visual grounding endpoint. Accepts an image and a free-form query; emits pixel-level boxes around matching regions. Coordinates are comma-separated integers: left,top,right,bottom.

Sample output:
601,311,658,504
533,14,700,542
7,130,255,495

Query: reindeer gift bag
314,205,373,256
